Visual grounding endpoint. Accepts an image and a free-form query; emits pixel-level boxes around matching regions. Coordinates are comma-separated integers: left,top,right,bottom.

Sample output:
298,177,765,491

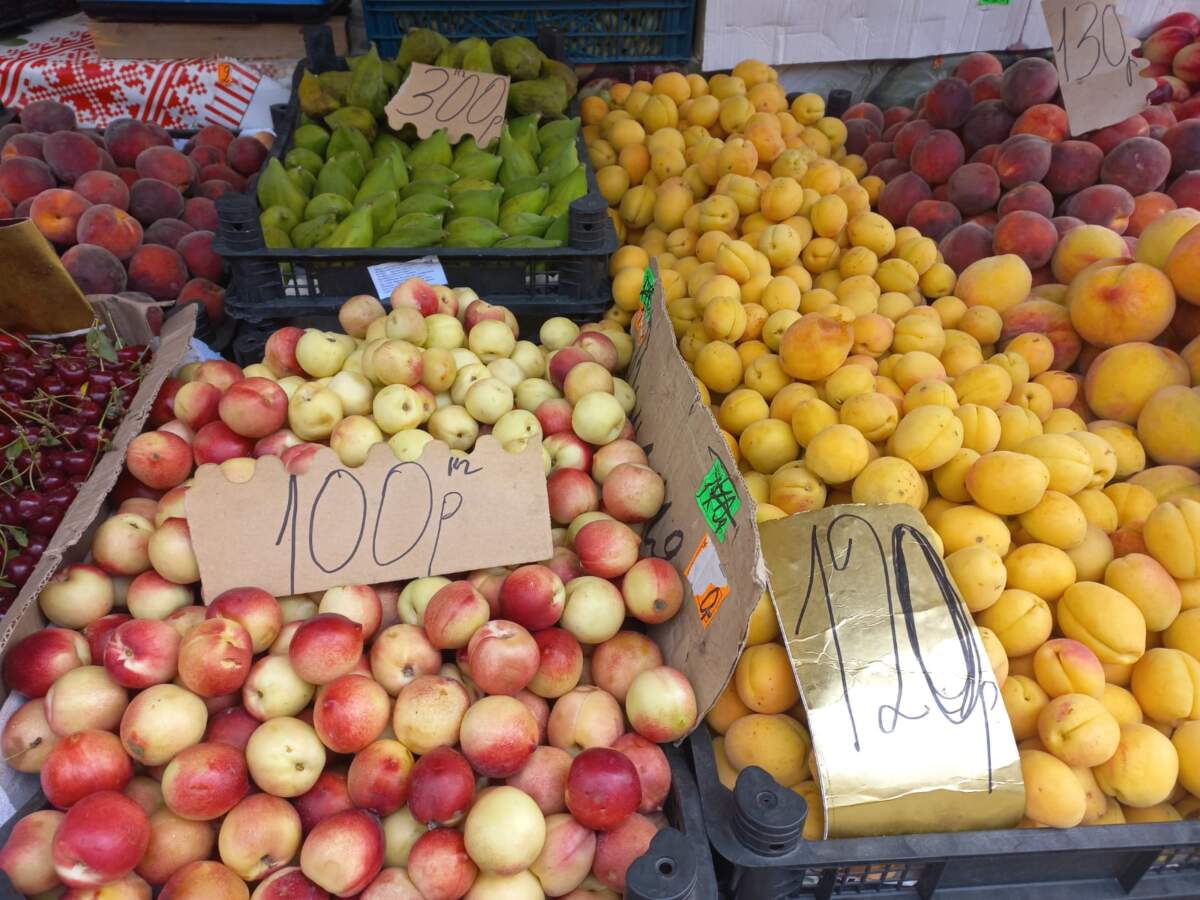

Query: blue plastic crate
363,0,695,63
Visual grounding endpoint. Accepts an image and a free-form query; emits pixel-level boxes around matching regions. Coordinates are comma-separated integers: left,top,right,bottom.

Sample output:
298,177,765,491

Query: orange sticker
217,63,232,86
683,533,730,629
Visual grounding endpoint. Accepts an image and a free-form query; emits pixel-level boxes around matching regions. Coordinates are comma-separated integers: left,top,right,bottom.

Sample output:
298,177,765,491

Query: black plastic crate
0,0,75,34
77,0,343,24
689,726,1200,899
362,0,696,64
0,741,715,897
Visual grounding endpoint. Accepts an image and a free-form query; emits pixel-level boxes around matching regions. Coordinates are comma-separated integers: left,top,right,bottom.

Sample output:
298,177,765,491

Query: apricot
1104,553,1182,632
1172,720,1200,796
779,313,852,381
945,546,1006,612
1057,581,1147,665
733,643,799,714
1034,639,1105,699
1037,693,1120,767
1005,543,1076,602
1019,748,1086,827
1131,648,1200,725
933,504,1010,556
1093,723,1179,808
955,254,1031,314
724,714,810,786
1138,386,1200,468
1003,675,1050,740
977,589,1052,657
1067,261,1175,348
850,456,926,507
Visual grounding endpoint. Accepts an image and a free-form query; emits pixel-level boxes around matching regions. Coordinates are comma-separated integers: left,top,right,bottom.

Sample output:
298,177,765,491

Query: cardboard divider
0,300,196,700
625,261,769,725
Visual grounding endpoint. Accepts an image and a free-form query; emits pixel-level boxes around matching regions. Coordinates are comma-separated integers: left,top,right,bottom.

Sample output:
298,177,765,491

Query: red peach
592,632,664,703
126,430,192,490
893,119,932,162
531,813,596,896
41,729,132,808
208,587,282,653
601,462,665,523
529,627,584,699
127,571,192,620
612,733,670,813
293,770,353,835
318,584,382,641
2,697,58,772
407,828,477,900
300,809,385,897
136,808,214,886
998,182,1055,218
544,432,595,472
548,686,624,753
289,613,363,684
178,617,253,697
193,420,254,465
218,376,288,439
574,519,641,578
499,564,567,630
103,618,180,688
467,619,540,695
547,466,600,524
423,581,491,649
204,707,259,750
173,379,221,430
2,626,90,698
226,135,269,176
45,665,128,736
565,748,641,831
391,675,470,755
877,171,932,226
52,790,150,889
625,666,698,742
347,739,415,815
535,397,574,435
408,746,476,825
0,810,65,895
369,623,441,694
459,695,539,778
161,741,249,820
621,557,684,625
160,860,249,899
313,674,390,754
593,812,657,891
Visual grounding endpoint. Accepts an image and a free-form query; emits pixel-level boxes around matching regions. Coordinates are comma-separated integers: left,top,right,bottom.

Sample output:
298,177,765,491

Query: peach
30,188,90,245
1012,103,1068,143
41,728,132,808
1128,192,1177,237
530,813,595,895
1000,300,1081,370
134,146,195,191
62,243,128,294
3,626,90,698
0,156,53,203
41,130,101,184
300,809,385,897
105,118,168,166
2,698,58,772
1091,114,1151,155
179,617,253,697
104,618,180,688
1164,221,1200,305
1044,140,1103,196
601,463,664,523
127,572,192,620
956,52,1002,82
844,119,880,155
347,739,415,815
611,732,670,814
177,229,224,282
507,745,572,816
877,171,932,225
293,770,353,834
924,77,972,129
1145,26,1196,64
992,211,1057,270
961,100,1015,155
53,790,150,889
460,695,539,778
1051,223,1129,285
893,119,932,162
129,178,185,227
906,199,961,241
939,222,994,272
1169,171,1200,209
313,674,390,754
910,129,964,185
592,812,657,892
1084,343,1189,423
46,665,129,736
1135,208,1200,271
218,793,301,882
128,243,188,300
226,135,269,176
592,631,665,703
998,182,1054,218
198,162,245,191
208,586,283,653
178,277,225,319
76,203,143,260
548,686,624,753
360,868,423,899
289,613,364,684
1067,260,1175,347
956,253,1031,313
1164,119,1200,174
392,675,470,755
160,860,248,899
1001,57,1058,113
407,828,477,900
182,195,218,230
993,134,1052,189
1099,137,1171,197
1063,184,1136,234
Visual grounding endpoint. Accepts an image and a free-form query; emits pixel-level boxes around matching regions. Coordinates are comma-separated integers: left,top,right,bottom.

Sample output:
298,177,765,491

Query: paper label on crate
367,256,448,300
760,505,1024,839
185,438,553,602
1042,0,1150,136
683,534,730,630
385,63,511,148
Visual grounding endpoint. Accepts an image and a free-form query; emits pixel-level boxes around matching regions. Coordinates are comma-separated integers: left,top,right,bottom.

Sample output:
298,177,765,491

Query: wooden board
88,16,347,60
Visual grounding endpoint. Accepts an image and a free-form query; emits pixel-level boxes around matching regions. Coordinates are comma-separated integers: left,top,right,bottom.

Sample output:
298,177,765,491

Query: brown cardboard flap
0,305,197,688
0,219,94,334
186,436,554,603
627,262,768,727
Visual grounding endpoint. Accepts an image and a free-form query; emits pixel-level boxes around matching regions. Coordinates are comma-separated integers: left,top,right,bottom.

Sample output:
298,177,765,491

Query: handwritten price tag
385,63,511,147
185,438,552,601
1042,0,1150,135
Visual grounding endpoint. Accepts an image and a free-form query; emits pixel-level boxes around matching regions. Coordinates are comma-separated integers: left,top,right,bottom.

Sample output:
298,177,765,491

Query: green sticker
979,0,1010,6
695,457,741,542
639,266,655,322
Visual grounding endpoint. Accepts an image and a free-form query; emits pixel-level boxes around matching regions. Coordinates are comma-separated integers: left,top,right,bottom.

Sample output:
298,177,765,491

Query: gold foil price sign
760,504,1024,838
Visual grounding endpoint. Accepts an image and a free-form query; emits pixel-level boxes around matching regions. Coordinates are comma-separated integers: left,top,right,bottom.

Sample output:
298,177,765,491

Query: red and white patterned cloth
0,13,287,131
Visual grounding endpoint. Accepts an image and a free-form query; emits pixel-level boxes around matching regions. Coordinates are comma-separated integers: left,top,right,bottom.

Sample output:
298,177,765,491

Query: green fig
260,205,299,234
315,164,358,202
540,57,579,98
286,166,316,197
461,40,494,74
304,193,354,221
453,136,481,160
507,78,569,118
540,140,579,185
434,46,456,68
354,163,398,204
401,180,448,200
410,163,459,186
324,107,378,142
537,117,580,148
490,36,543,81
262,225,293,249
381,59,400,94
326,128,373,167
372,133,408,160
327,151,366,185
378,212,444,247
387,152,410,190
448,177,494,197
398,28,449,69
259,158,309,217
500,184,549,218
507,114,541,156
348,46,387,117
396,193,454,217
291,215,337,249
544,213,569,243
298,71,340,118
499,211,553,237
319,206,374,249
407,129,452,169
284,147,324,176
356,190,399,234
447,186,503,223
316,70,353,104
501,174,549,202
543,165,586,217
451,151,503,181
443,216,506,248
494,235,561,248
292,123,331,158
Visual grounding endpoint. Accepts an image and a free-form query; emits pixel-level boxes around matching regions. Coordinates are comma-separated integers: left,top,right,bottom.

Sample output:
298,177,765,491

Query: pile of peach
1141,11,1200,108
842,50,1200,283
0,100,265,322
0,280,698,899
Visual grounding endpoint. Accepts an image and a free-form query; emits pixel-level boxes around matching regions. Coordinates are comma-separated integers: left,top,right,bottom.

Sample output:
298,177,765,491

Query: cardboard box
0,299,195,693
698,0,1034,71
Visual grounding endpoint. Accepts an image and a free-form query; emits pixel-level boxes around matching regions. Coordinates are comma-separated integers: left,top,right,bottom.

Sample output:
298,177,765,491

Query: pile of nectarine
0,278,700,899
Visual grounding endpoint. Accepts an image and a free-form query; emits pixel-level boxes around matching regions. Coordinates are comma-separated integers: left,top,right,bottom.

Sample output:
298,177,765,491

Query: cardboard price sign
186,438,553,602
1042,0,1150,136
760,504,1023,838
385,63,511,147
625,261,768,723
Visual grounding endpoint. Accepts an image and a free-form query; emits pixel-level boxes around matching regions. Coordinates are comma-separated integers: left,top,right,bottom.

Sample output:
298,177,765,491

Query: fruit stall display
0,281,716,899
577,44,1200,889
0,100,262,328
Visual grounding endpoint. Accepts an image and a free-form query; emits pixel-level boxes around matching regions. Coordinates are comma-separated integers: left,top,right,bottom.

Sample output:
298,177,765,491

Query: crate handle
732,766,807,857
303,24,343,76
